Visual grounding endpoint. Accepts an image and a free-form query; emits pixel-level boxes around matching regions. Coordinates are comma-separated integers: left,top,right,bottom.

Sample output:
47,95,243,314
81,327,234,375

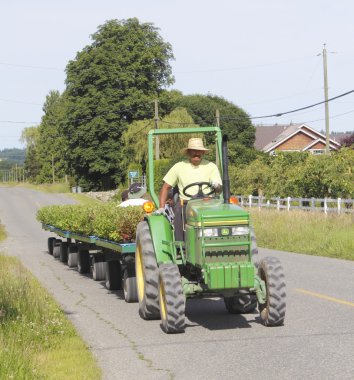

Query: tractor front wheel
135,221,160,320
258,256,286,326
158,263,185,334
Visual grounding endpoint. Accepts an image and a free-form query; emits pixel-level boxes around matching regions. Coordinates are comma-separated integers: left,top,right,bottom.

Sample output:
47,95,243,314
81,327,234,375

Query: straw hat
182,138,209,154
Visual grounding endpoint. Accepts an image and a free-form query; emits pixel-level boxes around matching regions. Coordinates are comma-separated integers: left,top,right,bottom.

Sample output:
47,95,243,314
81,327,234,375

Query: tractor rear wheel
258,256,286,326
224,292,257,314
158,263,185,334
135,221,160,320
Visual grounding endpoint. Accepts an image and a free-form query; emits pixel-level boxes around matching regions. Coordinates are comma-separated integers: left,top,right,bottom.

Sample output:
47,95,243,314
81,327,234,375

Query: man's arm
159,182,172,209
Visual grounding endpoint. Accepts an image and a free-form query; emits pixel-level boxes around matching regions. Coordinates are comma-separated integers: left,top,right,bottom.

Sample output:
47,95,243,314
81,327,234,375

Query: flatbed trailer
42,223,138,303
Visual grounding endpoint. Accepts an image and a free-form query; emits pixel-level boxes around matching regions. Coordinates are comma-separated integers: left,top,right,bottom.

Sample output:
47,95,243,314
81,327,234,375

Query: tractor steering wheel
182,182,215,199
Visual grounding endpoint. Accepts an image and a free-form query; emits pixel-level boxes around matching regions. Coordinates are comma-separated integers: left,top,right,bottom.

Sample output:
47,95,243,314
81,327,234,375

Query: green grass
1,182,71,193
0,224,6,241
0,254,102,380
250,209,354,261
65,193,103,205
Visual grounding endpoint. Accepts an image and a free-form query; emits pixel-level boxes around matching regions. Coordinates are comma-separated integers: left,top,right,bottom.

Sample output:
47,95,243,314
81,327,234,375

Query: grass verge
0,229,101,379
0,223,6,241
250,209,354,261
65,193,103,205
1,182,71,193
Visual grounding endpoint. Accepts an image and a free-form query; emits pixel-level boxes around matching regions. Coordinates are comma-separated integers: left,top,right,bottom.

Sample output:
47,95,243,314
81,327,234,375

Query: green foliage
36,90,68,183
122,108,199,172
0,148,25,164
37,203,145,241
231,149,354,198
20,126,41,182
251,209,354,260
149,158,172,194
171,93,255,147
63,18,174,190
0,255,101,379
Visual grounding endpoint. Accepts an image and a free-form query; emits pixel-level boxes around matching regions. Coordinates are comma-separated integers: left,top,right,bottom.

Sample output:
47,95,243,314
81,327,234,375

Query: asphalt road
0,186,353,380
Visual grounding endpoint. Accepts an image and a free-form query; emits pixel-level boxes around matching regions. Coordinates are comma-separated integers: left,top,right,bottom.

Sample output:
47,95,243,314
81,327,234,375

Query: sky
1,0,354,150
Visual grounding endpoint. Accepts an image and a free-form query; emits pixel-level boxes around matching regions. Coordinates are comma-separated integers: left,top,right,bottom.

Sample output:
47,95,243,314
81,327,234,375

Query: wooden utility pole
154,99,160,160
216,109,220,128
322,44,330,154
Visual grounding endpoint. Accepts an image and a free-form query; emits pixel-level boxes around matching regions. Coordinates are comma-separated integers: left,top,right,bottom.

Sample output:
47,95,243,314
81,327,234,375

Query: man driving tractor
158,137,222,240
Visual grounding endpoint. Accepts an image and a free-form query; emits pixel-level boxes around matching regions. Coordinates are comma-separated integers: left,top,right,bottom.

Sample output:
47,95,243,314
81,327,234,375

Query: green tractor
135,126,286,333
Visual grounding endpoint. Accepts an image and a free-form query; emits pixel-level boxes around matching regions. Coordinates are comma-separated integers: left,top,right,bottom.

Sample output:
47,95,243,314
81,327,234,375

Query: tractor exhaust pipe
222,135,230,204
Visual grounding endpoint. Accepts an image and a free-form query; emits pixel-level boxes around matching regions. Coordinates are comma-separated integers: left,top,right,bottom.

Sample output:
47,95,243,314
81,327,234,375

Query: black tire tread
258,256,286,326
159,263,185,333
136,221,160,319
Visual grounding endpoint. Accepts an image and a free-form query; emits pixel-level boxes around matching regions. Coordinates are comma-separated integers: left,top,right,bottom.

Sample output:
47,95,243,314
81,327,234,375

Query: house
254,123,341,154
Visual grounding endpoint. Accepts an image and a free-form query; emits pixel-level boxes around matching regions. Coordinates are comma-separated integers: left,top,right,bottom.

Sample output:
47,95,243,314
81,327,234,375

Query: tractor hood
186,198,249,227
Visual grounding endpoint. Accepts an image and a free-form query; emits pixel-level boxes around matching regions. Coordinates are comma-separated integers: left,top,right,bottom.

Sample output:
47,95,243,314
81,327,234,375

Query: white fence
237,195,354,214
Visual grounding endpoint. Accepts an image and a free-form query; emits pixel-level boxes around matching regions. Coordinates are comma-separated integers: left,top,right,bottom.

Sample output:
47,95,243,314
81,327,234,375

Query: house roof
255,123,341,152
254,124,295,150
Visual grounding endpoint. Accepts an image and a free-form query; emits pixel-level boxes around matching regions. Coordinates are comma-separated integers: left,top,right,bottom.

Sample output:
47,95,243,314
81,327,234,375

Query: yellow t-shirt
163,159,222,200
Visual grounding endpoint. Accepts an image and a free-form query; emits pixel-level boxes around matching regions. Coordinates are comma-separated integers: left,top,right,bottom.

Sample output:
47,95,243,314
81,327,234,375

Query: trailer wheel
105,261,121,290
224,292,258,314
47,237,56,255
258,256,286,326
67,245,78,268
123,267,138,303
59,242,69,263
53,239,61,259
158,263,185,334
77,249,90,274
135,221,160,320
93,262,106,281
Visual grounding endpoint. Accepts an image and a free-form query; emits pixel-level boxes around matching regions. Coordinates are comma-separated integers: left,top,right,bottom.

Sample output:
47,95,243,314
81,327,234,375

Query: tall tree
171,93,255,147
20,126,40,181
36,90,68,183
63,18,174,190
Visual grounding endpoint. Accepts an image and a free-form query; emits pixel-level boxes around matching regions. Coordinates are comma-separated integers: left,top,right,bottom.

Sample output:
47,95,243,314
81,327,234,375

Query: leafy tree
122,108,199,173
63,18,174,190
20,127,40,181
172,93,255,147
36,90,68,183
229,159,271,196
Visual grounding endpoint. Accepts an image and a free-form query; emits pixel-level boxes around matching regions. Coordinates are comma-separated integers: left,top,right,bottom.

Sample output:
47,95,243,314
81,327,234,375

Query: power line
249,89,354,119
0,98,42,106
0,61,63,71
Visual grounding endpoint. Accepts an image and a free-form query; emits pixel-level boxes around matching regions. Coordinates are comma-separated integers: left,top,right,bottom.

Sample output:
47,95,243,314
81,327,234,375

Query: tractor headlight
231,226,249,236
198,228,219,237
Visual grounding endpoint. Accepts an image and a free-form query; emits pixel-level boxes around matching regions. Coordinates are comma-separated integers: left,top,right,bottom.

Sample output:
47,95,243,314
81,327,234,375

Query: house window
310,149,325,155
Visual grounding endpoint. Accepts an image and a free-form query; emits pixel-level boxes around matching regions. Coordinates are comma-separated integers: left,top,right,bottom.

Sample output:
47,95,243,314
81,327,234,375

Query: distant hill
0,148,26,165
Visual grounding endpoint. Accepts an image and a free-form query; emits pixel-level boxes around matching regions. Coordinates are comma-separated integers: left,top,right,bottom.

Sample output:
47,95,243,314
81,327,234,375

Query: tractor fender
145,215,175,265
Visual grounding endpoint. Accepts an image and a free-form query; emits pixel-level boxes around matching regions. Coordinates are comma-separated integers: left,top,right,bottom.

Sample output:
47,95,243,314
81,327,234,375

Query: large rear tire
135,221,160,320
258,256,286,326
158,263,185,333
224,292,258,314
